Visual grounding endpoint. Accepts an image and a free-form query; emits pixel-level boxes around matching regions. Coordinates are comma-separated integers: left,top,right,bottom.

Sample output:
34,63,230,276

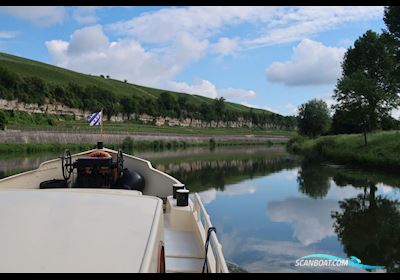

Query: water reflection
199,156,400,272
1,147,400,273
0,153,60,179
153,147,299,192
268,197,339,246
293,159,400,271
332,183,400,272
297,160,331,199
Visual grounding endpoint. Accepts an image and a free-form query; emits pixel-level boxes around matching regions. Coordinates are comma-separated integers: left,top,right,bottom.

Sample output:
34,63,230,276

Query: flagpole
100,108,103,141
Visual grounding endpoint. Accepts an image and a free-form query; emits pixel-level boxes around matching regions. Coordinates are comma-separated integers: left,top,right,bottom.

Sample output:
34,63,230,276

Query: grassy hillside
0,52,268,115
287,131,400,169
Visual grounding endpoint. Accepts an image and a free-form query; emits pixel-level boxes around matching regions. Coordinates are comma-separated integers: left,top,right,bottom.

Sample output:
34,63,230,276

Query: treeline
295,6,400,144
0,65,296,129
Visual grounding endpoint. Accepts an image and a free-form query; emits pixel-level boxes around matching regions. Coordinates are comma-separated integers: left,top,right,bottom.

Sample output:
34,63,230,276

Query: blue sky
0,6,387,116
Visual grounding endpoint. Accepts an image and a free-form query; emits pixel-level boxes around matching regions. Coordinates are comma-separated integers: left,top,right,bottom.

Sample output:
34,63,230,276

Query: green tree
0,110,8,130
333,30,400,145
139,98,157,116
383,6,400,93
297,159,331,199
157,92,176,117
120,96,136,120
384,6,400,43
0,66,21,99
177,95,188,118
66,82,84,109
297,99,331,138
200,102,216,126
213,97,225,126
21,76,49,105
249,108,260,127
332,187,400,272
331,109,362,134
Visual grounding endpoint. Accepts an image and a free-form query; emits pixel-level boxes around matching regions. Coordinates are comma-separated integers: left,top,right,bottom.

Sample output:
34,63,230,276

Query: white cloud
45,24,256,102
391,108,400,120
167,80,218,98
284,103,298,114
307,90,397,118
221,183,258,197
167,79,256,100
244,6,383,48
242,238,363,273
211,37,240,57
45,25,208,88
46,40,69,65
286,168,300,180
219,232,358,273
240,102,277,114
107,6,278,44
327,182,363,200
66,25,109,55
168,32,209,65
72,7,99,25
107,6,382,50
313,92,336,113
199,189,217,205
336,38,353,48
266,39,346,86
267,197,340,246
376,183,393,194
199,183,257,205
0,31,18,39
240,101,302,116
218,88,256,99
0,6,65,26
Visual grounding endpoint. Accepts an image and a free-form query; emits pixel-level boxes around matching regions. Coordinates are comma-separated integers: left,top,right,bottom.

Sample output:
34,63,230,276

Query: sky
0,6,388,116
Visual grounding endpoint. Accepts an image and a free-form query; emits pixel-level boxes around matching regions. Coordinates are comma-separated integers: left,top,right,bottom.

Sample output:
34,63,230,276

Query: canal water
1,146,399,273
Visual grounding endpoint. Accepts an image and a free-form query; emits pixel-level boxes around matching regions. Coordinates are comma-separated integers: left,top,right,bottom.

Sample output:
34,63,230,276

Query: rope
202,227,217,273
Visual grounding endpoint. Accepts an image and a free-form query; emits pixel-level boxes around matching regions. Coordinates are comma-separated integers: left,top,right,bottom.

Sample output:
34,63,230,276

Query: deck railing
192,193,229,273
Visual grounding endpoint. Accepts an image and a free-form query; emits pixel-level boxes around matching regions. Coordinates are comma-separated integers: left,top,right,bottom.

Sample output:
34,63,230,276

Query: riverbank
287,130,400,169
5,120,296,136
0,128,289,144
0,136,283,155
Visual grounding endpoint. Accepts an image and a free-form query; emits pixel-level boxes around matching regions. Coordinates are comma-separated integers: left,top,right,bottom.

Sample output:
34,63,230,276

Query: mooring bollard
176,189,189,207
172,183,185,199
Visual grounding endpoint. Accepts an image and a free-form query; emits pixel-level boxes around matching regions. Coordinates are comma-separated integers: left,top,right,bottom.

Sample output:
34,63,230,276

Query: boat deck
0,147,229,273
163,194,228,273
164,213,205,273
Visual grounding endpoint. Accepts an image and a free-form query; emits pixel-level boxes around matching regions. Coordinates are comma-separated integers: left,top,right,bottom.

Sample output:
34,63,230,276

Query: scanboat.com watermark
295,254,384,270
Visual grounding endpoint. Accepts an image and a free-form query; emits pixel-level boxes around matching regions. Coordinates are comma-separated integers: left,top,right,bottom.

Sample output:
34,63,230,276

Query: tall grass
287,131,400,169
0,137,279,155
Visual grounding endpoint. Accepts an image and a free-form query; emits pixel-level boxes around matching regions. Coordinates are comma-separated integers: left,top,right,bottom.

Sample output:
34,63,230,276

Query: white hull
0,147,228,273
0,147,179,198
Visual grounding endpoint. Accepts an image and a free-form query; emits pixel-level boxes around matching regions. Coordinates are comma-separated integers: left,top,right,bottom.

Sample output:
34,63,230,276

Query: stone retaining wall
0,99,278,129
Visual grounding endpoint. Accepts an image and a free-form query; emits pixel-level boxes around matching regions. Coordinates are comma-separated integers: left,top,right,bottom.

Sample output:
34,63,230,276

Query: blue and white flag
87,111,102,126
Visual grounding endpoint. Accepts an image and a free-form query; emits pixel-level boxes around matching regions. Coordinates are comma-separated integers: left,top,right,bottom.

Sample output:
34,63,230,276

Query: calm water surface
1,146,399,273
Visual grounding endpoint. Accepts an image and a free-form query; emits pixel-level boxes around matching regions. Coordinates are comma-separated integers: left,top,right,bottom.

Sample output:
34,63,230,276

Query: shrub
286,135,306,153
0,110,8,130
297,99,331,138
209,138,216,149
314,137,336,155
121,137,134,152
47,118,55,126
